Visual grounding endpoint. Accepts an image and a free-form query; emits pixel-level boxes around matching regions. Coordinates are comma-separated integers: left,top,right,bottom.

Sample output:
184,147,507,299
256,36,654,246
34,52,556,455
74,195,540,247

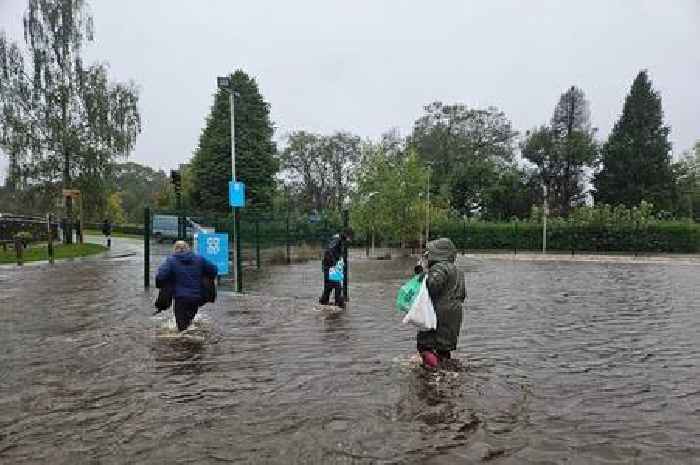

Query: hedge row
85,217,700,254
431,221,700,253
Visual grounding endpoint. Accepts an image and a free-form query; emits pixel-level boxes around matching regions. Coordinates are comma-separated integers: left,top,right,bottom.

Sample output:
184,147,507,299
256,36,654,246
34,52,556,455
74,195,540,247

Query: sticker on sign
229,181,245,207
197,232,229,275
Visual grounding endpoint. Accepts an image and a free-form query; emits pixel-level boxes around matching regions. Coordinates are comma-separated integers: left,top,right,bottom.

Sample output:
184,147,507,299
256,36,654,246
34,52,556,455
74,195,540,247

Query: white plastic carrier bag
402,278,437,331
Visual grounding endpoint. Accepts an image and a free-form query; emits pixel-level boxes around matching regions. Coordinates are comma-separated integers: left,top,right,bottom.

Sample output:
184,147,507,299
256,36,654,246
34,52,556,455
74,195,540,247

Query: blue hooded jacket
156,251,218,301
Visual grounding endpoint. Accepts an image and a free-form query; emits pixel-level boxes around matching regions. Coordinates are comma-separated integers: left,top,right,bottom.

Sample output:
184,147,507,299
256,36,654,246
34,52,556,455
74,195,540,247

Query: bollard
47,213,55,265
144,207,151,287
342,209,349,303
236,211,242,292
255,218,260,270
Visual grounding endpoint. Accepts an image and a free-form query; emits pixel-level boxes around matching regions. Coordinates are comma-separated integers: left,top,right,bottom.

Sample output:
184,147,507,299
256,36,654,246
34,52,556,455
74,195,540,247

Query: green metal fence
143,207,344,292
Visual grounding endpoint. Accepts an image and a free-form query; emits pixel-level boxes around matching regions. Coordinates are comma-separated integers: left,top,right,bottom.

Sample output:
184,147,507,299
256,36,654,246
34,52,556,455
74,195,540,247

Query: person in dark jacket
102,219,112,248
156,241,218,331
415,238,466,368
319,229,352,307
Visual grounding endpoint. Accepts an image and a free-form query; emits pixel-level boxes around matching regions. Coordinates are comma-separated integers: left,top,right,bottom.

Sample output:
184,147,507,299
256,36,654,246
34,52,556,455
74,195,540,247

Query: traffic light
170,169,181,191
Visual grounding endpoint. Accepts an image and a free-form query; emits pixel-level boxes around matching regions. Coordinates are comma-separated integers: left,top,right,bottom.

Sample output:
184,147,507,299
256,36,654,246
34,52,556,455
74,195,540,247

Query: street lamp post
217,76,240,292
542,183,548,254
426,167,431,245
366,192,378,257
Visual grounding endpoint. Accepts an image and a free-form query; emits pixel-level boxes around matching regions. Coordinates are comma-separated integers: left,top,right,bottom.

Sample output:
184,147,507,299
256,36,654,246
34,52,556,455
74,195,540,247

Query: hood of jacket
426,238,457,263
173,250,196,265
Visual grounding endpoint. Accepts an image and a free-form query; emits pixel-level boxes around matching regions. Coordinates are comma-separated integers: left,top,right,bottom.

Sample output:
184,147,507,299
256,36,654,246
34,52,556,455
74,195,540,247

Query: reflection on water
1,241,699,464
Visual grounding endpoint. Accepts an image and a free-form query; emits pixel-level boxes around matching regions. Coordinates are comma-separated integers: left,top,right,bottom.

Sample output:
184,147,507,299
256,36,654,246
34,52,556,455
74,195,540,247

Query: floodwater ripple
1,241,699,463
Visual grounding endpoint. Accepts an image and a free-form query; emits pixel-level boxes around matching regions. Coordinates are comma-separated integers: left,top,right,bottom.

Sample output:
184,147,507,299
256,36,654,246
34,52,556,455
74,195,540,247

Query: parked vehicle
152,214,192,242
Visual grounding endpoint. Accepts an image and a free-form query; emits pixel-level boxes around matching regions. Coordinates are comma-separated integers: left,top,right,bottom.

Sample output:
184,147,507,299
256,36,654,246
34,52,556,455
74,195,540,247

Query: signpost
62,189,83,244
196,232,229,276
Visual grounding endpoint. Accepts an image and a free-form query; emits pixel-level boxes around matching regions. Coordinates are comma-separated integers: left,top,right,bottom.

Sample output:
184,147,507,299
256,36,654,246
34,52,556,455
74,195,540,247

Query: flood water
1,238,699,464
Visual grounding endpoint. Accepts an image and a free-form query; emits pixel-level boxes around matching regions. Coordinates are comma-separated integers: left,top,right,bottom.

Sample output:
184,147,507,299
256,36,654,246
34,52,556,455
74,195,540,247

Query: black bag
200,275,216,305
154,276,173,314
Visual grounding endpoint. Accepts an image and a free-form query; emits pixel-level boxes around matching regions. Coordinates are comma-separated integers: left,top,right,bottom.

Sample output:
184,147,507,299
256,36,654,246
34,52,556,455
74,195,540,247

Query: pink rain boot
421,351,439,369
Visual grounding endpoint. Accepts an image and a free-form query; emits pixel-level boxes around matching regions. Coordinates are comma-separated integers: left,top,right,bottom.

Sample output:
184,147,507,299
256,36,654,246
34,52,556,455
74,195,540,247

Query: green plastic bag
396,275,422,313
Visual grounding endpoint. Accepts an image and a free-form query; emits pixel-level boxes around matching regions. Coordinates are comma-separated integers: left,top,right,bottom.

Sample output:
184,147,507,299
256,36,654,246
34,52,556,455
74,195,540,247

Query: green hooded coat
416,238,466,353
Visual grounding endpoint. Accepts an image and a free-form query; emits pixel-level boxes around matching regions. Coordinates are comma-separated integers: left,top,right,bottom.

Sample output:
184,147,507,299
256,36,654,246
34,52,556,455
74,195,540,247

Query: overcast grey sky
1,0,698,179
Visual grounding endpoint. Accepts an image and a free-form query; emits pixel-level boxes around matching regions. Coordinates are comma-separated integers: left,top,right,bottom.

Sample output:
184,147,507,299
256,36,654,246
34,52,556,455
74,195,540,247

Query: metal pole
236,211,242,292
230,90,239,292
255,218,260,269
285,210,291,264
79,193,84,244
542,185,548,254
144,207,150,287
342,209,349,302
426,169,430,244
47,213,54,264
176,191,183,240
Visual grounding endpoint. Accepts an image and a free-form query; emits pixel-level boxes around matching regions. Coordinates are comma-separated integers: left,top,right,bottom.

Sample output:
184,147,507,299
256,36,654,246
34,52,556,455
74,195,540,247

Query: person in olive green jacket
415,238,466,368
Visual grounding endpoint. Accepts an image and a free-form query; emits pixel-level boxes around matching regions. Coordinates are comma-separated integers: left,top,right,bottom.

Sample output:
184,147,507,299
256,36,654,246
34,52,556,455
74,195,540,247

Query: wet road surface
1,238,699,464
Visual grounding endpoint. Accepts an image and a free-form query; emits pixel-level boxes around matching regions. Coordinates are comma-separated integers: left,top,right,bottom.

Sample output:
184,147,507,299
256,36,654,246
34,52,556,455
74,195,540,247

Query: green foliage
671,140,700,220
106,192,126,224
352,146,437,245
521,86,598,216
108,161,169,222
410,102,518,215
189,70,277,213
279,130,361,212
0,0,141,226
481,166,538,220
430,218,700,253
594,70,673,210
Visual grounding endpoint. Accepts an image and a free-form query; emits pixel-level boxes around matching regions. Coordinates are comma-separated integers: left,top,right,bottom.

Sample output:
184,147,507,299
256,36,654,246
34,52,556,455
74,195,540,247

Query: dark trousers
319,278,344,307
174,298,199,331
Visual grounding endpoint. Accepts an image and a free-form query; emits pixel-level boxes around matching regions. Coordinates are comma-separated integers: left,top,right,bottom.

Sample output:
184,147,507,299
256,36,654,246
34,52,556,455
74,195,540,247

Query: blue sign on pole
197,232,229,275
229,181,245,207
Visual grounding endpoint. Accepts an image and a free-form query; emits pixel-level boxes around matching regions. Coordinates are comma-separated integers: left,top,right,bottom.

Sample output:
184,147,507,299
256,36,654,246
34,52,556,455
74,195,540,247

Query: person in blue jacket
156,241,218,331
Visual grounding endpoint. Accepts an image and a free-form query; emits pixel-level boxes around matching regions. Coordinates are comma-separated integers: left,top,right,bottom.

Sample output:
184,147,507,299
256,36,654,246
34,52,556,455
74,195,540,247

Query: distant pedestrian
102,219,112,248
319,228,353,308
156,241,218,331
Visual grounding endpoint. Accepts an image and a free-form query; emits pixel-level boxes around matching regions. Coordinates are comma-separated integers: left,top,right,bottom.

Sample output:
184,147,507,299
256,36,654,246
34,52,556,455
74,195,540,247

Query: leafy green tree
410,102,517,214
189,70,276,213
352,146,432,247
671,140,700,219
594,70,673,210
106,191,126,224
0,0,141,241
109,161,169,222
279,130,361,213
323,132,361,210
481,165,538,220
278,131,326,211
521,86,597,216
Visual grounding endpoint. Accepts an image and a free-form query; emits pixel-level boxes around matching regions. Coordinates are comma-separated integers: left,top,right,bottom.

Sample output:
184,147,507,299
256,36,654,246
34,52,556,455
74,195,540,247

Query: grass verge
0,243,108,264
